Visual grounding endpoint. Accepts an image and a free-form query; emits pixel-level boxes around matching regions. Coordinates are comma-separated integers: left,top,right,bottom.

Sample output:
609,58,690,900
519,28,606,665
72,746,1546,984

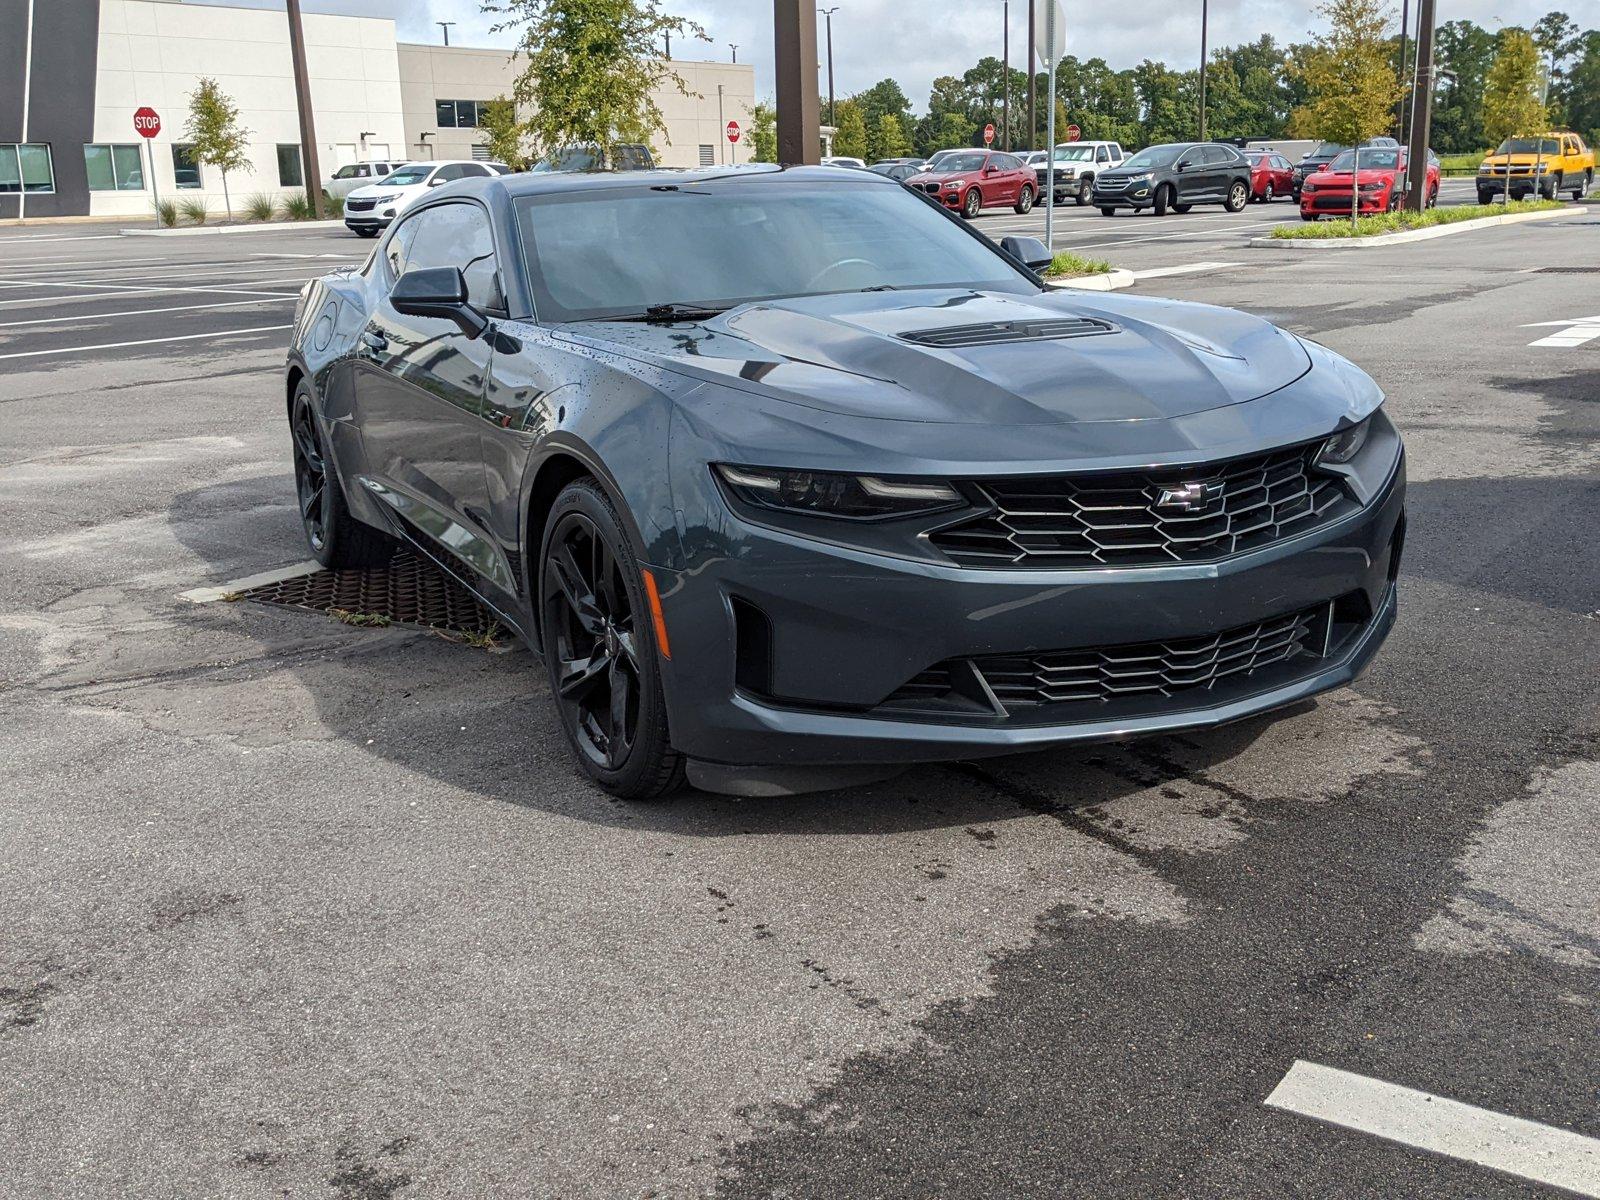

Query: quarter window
276,144,304,188
0,143,55,193
84,143,145,191
403,202,503,311
171,144,203,188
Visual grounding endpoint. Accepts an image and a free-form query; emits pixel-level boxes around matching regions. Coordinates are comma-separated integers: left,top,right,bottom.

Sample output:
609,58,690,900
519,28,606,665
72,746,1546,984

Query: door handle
359,330,389,353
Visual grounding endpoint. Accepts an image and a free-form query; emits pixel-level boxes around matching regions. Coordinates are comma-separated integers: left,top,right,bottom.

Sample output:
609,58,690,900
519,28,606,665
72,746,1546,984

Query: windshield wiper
596,302,731,324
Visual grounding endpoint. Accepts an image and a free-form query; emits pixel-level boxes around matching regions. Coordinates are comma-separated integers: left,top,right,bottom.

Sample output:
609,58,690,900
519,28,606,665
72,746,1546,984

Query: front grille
900,317,1115,349
915,182,941,195
930,441,1355,568
344,198,377,212
1311,193,1359,210
878,596,1367,722
1094,178,1129,193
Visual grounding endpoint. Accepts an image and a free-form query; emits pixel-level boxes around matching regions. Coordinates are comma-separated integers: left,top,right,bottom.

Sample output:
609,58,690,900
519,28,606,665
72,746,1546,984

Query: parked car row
1298,147,1440,220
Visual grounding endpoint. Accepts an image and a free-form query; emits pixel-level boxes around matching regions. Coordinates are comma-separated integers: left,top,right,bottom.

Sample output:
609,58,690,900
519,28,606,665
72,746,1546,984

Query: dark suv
1092,143,1253,216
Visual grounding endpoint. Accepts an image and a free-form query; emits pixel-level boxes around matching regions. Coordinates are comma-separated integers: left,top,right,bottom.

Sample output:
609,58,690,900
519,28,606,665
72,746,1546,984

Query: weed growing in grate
330,608,393,628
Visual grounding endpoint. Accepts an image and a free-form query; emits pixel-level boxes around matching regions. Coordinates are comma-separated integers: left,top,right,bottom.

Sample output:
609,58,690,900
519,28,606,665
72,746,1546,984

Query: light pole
1002,2,1010,152
729,43,739,63
1404,0,1437,212
1198,0,1209,141
286,0,325,220
437,20,455,46
1027,0,1036,150
818,7,839,128
1396,0,1411,136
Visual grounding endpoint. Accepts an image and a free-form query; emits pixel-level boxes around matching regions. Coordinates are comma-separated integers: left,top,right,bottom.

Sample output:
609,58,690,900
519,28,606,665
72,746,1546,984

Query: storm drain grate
236,549,501,635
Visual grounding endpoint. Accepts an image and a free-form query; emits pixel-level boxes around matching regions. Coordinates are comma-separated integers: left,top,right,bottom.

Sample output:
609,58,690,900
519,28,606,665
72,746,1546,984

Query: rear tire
1013,185,1034,215
540,477,686,801
1263,183,1275,204
962,188,982,219
1153,184,1172,216
289,383,395,569
1224,180,1250,212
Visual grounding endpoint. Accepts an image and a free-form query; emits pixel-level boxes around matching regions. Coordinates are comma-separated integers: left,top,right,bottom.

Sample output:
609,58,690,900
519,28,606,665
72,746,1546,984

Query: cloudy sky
209,0,1588,107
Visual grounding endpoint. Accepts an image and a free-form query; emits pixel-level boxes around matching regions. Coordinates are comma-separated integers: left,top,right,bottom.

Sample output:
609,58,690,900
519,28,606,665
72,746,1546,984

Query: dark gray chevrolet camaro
284,165,1405,799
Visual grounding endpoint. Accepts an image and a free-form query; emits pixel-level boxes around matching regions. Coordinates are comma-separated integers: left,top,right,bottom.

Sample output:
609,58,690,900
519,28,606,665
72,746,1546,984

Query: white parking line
1132,261,1247,280
0,295,296,329
0,324,293,361
1266,1061,1600,1197
179,560,320,603
1524,315,1600,348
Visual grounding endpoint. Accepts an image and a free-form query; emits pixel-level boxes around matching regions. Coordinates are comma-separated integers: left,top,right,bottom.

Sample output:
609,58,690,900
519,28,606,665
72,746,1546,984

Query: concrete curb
122,219,348,238
1249,205,1570,249
1049,268,1135,292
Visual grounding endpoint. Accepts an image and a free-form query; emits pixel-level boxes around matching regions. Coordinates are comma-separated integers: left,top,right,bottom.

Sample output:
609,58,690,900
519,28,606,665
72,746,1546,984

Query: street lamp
818,7,839,128
437,20,455,46
1198,0,1208,141
730,43,739,63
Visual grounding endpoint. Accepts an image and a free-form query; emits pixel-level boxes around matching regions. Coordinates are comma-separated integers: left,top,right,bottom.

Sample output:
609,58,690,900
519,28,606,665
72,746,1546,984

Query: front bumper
653,450,1406,768
1091,182,1153,209
1300,191,1391,216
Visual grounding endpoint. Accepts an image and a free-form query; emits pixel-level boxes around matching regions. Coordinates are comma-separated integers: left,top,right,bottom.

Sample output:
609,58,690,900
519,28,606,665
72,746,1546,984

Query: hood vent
899,317,1117,349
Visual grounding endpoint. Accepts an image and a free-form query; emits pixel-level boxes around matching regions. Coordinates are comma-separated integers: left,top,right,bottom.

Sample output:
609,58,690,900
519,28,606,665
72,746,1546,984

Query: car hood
1309,168,1399,185
906,170,974,184
556,288,1312,426
347,181,415,200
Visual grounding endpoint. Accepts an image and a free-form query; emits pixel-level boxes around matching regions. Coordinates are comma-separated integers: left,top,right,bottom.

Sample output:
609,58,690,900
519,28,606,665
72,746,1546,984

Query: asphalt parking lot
2,201,1598,1198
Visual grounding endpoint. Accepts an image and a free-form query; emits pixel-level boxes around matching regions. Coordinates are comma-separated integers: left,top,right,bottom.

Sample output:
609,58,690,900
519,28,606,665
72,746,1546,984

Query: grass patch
1043,251,1114,278
329,608,392,628
244,193,276,222
1272,198,1565,240
155,199,179,228
324,192,345,218
178,197,209,225
278,191,314,221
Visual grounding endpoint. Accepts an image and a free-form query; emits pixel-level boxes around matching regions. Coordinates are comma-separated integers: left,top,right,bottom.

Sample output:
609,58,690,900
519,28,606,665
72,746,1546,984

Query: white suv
1035,141,1129,206
342,160,509,237
324,161,409,202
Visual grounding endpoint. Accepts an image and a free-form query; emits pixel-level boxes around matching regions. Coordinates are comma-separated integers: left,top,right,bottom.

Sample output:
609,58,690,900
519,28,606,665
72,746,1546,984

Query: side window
460,163,492,178
1111,144,1124,159
376,163,392,175
384,216,420,280
355,165,371,178
402,203,503,312
1096,146,1108,162
434,163,472,183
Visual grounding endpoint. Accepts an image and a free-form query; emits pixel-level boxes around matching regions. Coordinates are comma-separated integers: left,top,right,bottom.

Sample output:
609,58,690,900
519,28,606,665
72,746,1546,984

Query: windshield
1495,137,1562,155
1310,142,1348,158
530,147,602,173
1120,146,1182,171
385,165,433,186
1328,149,1401,171
515,180,1035,323
934,153,988,173
1053,146,1095,162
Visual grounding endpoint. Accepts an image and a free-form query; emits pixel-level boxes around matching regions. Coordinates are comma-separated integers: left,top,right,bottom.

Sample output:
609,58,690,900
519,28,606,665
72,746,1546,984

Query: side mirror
1176,160,1190,172
427,177,446,188
390,267,489,339
1000,235,1053,272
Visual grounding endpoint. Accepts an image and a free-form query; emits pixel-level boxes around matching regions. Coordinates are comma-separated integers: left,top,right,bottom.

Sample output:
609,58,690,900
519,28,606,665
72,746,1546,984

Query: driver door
1175,148,1207,202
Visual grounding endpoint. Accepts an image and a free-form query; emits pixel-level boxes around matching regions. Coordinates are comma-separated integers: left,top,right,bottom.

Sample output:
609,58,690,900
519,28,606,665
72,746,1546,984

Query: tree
184,78,251,222
479,97,526,170
869,113,913,161
1532,12,1581,120
1432,20,1497,152
832,99,868,159
749,101,777,163
1559,31,1600,147
1484,28,1548,202
486,0,704,159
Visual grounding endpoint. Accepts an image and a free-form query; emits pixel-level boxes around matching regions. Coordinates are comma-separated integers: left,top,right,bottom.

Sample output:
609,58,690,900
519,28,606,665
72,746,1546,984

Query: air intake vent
899,317,1116,349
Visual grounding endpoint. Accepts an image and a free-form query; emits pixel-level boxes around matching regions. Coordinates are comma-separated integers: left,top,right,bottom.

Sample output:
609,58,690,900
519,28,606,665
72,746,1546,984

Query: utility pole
1198,0,1209,141
776,1,822,164
1002,2,1010,152
818,8,838,128
1027,0,1036,149
1404,0,1436,212
437,20,455,46
665,31,671,58
286,0,325,220
1395,0,1410,137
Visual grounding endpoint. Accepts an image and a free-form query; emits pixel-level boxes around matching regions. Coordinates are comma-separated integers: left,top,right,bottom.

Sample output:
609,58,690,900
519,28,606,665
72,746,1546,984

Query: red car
1299,147,1441,220
904,150,1037,219
1244,149,1295,202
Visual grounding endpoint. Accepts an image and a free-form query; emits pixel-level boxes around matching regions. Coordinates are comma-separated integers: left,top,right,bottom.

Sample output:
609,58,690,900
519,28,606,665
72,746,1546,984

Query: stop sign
726,120,741,144
1065,124,1082,143
982,123,996,146
133,107,161,139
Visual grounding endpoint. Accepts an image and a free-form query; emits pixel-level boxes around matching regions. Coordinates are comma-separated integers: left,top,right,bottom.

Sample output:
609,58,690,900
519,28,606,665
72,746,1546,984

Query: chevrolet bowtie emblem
1156,480,1226,512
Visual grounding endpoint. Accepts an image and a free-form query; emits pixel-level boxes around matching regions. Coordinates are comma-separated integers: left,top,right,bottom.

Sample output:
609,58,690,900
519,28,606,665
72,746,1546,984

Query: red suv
1244,150,1295,202
905,151,1037,219
1300,147,1440,219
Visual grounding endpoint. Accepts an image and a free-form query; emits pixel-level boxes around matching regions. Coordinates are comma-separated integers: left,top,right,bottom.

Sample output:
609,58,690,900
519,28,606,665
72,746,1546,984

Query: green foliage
277,192,314,221
1272,197,1563,238
749,101,777,163
1484,28,1549,150
485,0,703,158
155,199,178,228
1044,252,1114,277
868,113,913,161
479,97,526,169
1559,31,1600,146
244,193,275,222
178,197,209,224
1432,20,1498,153
1291,0,1404,147
184,77,252,219
832,99,868,159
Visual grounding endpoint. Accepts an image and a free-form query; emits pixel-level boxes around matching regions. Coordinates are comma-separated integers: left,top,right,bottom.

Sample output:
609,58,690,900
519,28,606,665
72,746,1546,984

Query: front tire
1224,180,1250,212
353,228,379,239
1013,185,1034,215
289,383,394,569
1099,206,1116,217
1153,184,1172,216
1075,178,1093,206
540,478,685,800
962,188,982,219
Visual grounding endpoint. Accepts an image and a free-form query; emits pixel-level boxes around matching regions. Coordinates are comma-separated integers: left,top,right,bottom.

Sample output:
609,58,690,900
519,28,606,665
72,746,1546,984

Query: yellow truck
1476,131,1594,203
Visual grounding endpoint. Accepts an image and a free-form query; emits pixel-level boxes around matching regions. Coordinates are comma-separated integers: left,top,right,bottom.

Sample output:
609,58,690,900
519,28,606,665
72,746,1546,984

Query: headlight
367,193,399,204
714,465,963,520
1316,417,1372,466
1359,181,1386,192
1534,162,1550,173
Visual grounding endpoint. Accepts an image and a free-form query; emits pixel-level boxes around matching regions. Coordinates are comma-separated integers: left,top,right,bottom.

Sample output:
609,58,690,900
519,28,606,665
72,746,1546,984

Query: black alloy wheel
291,393,329,556
1225,180,1249,212
541,479,684,799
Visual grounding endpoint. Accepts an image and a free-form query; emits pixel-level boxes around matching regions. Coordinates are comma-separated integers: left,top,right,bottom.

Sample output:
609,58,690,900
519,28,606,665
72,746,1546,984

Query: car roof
460,164,905,202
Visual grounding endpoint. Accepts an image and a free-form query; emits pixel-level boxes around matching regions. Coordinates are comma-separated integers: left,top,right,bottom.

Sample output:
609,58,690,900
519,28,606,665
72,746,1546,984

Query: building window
276,144,304,188
435,99,480,129
171,144,203,188
84,143,146,191
0,143,55,193
698,144,714,166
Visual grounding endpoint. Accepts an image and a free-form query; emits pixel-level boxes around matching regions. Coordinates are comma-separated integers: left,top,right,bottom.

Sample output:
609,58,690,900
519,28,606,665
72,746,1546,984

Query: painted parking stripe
1132,261,1247,280
0,296,296,329
0,325,293,361
1266,1061,1600,1197
1523,315,1600,348
179,560,320,604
